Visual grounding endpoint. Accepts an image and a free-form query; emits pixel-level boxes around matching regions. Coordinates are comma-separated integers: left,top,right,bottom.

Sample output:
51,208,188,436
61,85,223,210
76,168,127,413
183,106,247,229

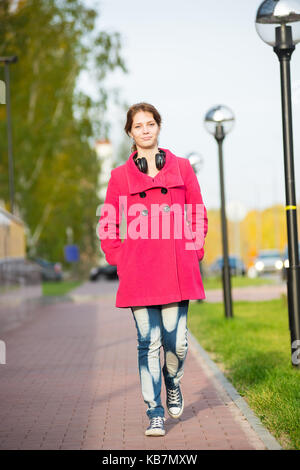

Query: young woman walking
98,102,208,436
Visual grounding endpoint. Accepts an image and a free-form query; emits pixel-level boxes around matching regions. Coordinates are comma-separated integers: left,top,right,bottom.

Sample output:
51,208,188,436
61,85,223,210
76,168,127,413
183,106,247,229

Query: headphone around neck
133,148,166,174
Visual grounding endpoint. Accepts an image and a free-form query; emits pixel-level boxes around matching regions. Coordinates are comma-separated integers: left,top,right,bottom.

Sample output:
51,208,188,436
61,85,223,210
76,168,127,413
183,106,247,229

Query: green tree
0,0,127,269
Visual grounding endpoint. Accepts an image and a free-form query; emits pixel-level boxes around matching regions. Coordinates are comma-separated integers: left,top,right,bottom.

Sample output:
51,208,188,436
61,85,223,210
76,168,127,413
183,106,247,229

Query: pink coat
97,147,208,308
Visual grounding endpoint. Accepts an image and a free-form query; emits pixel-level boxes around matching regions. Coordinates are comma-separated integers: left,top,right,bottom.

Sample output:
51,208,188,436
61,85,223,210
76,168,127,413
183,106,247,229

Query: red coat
97,147,208,308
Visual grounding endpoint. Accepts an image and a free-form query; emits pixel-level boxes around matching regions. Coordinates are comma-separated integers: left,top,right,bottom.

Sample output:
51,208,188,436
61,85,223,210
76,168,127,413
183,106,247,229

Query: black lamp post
204,105,235,319
255,0,300,368
0,56,18,215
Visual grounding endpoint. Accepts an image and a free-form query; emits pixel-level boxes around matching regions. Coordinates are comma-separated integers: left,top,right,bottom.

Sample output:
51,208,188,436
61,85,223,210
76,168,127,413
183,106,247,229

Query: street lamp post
255,0,300,369
0,56,18,215
204,105,235,319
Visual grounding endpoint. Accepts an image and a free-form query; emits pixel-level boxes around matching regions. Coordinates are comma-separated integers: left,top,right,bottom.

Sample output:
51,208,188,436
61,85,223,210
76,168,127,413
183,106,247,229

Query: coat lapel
125,148,185,195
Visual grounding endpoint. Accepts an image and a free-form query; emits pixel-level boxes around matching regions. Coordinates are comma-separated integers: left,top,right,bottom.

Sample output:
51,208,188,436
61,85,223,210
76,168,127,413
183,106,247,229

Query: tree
0,0,128,267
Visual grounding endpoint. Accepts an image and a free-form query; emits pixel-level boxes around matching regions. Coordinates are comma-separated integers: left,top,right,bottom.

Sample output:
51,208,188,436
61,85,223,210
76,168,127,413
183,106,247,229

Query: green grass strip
42,280,82,297
188,296,300,450
203,275,278,290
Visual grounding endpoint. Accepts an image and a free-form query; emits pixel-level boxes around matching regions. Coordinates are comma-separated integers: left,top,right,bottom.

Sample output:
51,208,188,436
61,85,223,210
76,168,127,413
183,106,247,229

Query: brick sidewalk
0,294,278,450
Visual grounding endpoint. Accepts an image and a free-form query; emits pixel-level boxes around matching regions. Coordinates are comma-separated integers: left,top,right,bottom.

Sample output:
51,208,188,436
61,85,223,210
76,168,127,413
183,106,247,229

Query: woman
98,102,208,437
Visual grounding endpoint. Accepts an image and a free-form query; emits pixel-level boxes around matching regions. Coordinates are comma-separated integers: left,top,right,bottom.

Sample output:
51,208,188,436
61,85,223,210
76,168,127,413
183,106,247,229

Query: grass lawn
188,296,300,450
203,275,279,290
42,280,82,296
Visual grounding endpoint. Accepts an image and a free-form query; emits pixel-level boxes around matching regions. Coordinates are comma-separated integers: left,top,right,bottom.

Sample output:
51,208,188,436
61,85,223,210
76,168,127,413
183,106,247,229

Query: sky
80,0,300,214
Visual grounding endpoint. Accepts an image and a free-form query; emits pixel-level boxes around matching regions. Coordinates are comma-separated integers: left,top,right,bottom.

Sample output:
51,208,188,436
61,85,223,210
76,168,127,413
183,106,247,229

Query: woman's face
129,111,160,149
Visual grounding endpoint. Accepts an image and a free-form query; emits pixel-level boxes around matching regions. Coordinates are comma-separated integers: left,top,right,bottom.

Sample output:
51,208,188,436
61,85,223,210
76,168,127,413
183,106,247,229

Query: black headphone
133,148,166,174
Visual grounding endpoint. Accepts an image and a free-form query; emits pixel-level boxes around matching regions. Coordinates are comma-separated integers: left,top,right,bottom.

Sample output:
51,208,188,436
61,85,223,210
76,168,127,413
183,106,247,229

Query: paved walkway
205,282,286,302
64,277,287,303
0,282,282,450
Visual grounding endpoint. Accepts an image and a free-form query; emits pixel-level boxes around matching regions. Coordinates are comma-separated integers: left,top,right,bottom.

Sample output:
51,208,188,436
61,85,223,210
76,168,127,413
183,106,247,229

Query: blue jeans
130,300,189,419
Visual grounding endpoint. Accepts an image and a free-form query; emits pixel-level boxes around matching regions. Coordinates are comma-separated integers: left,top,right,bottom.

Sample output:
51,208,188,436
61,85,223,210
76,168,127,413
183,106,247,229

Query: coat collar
125,147,184,195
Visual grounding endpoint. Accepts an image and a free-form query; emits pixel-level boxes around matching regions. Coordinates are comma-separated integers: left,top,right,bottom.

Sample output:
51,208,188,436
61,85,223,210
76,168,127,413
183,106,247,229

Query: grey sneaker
166,384,184,419
145,416,166,436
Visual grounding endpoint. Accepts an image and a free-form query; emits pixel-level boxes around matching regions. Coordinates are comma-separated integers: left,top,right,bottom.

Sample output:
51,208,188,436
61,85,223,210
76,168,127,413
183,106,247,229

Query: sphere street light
255,0,300,369
255,0,300,45
186,151,204,174
204,105,235,319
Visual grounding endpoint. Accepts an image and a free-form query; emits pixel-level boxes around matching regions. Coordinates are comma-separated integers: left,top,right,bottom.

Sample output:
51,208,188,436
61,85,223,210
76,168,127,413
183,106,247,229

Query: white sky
80,0,300,213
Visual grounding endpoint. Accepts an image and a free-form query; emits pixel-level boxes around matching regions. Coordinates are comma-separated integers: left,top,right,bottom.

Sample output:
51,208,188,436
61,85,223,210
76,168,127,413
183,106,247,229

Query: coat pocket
183,218,199,256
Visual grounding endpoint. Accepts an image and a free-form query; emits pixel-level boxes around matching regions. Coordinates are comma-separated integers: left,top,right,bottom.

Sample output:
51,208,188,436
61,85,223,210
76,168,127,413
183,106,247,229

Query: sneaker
166,384,184,419
145,416,166,436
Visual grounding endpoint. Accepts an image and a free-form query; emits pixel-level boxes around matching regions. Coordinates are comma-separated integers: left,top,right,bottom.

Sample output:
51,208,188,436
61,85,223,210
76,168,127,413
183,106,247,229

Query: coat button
161,187,168,194
141,209,148,216
163,205,170,212
139,191,146,198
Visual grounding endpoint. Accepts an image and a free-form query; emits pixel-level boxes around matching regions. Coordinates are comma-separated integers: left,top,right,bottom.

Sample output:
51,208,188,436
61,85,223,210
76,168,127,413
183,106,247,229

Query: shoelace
149,417,164,428
167,387,181,406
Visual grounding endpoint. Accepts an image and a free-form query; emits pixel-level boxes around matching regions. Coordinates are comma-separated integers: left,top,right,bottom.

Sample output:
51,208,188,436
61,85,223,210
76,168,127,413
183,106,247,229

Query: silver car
253,249,284,276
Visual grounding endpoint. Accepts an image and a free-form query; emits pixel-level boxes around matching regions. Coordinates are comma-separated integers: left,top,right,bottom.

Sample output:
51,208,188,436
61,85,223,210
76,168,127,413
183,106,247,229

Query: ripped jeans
130,300,189,419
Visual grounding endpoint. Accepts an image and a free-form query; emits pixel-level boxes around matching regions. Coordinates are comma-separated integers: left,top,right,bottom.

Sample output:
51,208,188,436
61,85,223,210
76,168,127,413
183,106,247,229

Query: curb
187,330,283,450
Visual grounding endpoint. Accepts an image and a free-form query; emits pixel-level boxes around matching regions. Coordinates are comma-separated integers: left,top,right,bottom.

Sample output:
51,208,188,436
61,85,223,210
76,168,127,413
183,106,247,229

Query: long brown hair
124,102,162,153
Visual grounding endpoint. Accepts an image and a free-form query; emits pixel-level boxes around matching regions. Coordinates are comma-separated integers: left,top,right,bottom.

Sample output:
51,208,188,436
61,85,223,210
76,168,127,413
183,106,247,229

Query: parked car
31,257,63,281
89,264,118,281
252,249,283,276
281,241,300,280
209,255,246,277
